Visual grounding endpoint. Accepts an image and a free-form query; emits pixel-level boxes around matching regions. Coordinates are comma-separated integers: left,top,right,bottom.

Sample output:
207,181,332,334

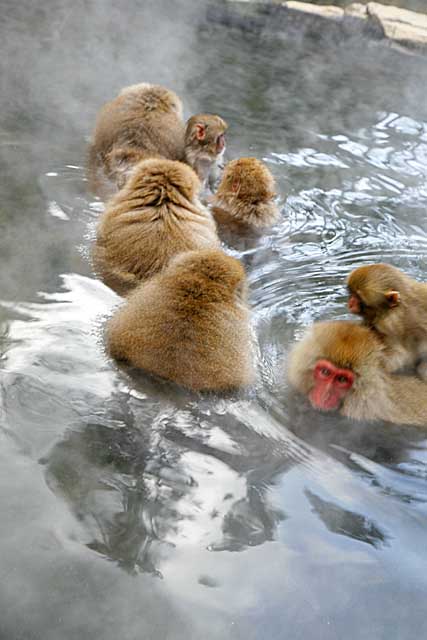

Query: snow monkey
347,263,427,378
287,320,427,428
212,157,279,233
88,83,227,195
107,249,255,392
184,113,228,191
92,158,219,296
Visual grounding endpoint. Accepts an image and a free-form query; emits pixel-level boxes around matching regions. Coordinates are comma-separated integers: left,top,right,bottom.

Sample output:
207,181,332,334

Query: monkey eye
319,367,331,377
335,373,353,388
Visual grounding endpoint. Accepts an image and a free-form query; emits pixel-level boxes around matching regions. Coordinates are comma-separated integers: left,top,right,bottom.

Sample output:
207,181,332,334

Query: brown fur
93,158,219,296
212,157,279,231
288,320,427,427
106,249,255,392
347,264,427,376
184,114,228,188
88,83,185,195
88,84,228,196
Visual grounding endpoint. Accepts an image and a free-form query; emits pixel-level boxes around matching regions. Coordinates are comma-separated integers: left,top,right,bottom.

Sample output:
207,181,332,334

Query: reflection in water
2,10,427,639
305,490,389,549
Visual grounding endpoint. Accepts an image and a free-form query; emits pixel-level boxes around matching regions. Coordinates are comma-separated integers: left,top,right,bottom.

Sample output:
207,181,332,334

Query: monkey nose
348,295,360,314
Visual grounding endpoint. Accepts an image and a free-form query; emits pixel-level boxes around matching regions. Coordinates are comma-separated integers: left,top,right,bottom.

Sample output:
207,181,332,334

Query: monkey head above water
106,249,255,392
287,320,427,427
184,114,228,190
347,263,427,377
88,83,228,197
93,158,219,296
212,157,279,232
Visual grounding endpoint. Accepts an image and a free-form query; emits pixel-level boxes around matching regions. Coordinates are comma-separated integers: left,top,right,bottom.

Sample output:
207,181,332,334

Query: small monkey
288,320,427,428
88,83,227,195
107,249,255,392
93,158,219,296
184,114,228,191
347,263,427,377
212,157,279,232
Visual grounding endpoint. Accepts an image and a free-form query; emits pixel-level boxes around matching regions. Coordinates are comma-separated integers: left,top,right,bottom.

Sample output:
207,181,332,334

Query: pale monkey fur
347,264,427,379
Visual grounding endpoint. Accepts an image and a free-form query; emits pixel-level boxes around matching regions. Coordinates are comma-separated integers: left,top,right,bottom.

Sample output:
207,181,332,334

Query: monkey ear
195,124,206,141
231,179,240,193
385,290,400,308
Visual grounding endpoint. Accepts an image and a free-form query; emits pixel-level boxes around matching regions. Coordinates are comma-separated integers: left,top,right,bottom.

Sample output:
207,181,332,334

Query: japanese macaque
184,114,228,191
212,157,279,232
88,83,227,195
347,263,427,378
93,158,219,296
287,320,427,428
107,249,255,392
88,83,185,195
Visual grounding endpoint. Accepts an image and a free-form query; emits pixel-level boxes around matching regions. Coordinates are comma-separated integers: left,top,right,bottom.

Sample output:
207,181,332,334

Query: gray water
2,3,427,639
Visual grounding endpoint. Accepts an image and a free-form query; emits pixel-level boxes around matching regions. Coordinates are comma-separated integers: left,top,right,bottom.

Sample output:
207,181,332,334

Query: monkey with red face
288,320,427,427
184,113,227,192
347,263,427,378
88,83,227,197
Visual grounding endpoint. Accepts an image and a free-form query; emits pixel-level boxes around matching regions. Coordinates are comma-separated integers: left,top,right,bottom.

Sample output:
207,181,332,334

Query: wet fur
93,158,219,295
107,250,255,392
88,83,186,195
212,157,279,231
288,320,427,427
347,264,427,376
184,114,228,187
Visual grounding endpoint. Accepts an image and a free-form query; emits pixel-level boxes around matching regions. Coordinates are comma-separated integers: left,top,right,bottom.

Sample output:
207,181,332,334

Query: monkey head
346,264,407,332
166,249,247,304
184,114,228,180
122,158,201,207
213,157,279,228
217,157,276,203
288,321,385,412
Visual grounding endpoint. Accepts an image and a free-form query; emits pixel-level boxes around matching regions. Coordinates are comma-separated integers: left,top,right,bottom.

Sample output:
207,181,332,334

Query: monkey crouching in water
211,157,279,235
287,320,427,428
93,158,219,296
88,83,228,196
347,263,427,379
88,83,185,197
184,114,228,192
106,250,255,392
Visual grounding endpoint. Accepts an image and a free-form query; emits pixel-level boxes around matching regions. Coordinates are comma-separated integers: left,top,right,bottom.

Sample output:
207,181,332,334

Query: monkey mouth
309,388,341,412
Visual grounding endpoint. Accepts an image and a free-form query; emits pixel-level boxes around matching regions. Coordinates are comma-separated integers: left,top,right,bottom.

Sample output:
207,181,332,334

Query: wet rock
286,1,343,21
367,2,427,50
211,1,427,55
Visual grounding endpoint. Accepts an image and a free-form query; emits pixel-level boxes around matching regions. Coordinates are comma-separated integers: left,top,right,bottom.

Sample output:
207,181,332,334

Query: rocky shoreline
208,1,427,55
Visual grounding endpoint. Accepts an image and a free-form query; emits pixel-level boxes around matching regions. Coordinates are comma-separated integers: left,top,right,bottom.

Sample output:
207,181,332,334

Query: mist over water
2,2,427,639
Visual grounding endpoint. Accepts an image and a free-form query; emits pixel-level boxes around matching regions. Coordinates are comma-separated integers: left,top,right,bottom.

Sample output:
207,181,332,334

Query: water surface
1,4,427,639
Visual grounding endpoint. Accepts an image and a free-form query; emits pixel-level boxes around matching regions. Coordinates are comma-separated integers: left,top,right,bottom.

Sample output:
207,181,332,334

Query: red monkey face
309,360,354,411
